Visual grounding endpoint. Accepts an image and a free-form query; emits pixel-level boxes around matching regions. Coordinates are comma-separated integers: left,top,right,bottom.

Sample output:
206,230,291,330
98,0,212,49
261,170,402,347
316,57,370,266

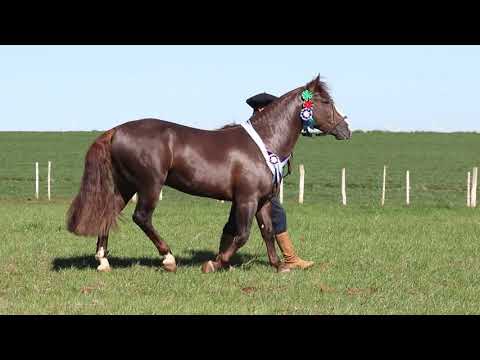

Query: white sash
240,120,290,185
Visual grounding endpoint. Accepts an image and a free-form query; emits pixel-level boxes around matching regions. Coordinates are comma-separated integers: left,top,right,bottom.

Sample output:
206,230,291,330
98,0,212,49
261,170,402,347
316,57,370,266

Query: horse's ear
305,74,320,92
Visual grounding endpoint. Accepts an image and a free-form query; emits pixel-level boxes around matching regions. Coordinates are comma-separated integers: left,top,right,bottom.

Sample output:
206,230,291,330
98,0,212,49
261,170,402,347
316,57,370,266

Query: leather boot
275,231,314,270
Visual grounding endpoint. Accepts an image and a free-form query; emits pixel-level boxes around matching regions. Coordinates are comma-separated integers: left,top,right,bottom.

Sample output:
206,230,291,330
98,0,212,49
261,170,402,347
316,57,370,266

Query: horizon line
0,129,479,134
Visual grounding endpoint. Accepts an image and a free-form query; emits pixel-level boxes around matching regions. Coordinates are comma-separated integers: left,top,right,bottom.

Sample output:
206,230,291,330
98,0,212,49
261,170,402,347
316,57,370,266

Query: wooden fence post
35,162,39,200
381,165,386,206
406,170,410,206
472,167,478,208
48,161,51,201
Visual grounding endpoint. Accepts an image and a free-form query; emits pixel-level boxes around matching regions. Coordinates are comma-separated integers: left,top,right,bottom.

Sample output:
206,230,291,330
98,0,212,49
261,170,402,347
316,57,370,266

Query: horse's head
301,75,351,140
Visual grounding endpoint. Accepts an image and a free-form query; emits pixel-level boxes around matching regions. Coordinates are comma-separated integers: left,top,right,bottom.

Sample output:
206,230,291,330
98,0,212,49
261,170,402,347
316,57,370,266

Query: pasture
1,131,480,314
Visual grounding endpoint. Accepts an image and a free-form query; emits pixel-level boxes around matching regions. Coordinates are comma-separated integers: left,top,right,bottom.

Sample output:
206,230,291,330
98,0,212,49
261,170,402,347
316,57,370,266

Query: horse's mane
217,122,238,130
215,75,330,131
314,78,332,101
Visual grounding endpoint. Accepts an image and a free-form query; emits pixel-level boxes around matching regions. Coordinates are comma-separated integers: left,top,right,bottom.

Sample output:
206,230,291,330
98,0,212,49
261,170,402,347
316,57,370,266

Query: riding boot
275,231,314,270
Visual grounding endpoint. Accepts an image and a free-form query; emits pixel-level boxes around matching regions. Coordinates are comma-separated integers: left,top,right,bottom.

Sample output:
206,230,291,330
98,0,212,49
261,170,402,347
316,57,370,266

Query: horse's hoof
277,263,291,273
97,264,111,272
201,261,216,273
97,257,111,272
163,263,177,272
162,253,177,272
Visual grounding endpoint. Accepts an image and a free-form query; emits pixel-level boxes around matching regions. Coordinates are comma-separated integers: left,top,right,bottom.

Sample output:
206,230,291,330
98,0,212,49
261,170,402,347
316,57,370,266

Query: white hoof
201,260,216,273
162,253,177,272
97,257,111,272
97,264,111,272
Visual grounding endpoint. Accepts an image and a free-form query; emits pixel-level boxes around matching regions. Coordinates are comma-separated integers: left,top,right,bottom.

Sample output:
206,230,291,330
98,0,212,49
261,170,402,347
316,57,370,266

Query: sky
0,45,479,132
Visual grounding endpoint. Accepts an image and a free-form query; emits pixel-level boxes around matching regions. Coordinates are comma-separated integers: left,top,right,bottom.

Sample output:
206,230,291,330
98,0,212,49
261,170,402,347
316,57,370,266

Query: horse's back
109,118,272,200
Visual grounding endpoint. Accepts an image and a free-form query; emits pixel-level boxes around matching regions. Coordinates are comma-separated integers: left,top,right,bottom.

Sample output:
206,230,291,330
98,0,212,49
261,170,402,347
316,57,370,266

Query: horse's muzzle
331,122,352,140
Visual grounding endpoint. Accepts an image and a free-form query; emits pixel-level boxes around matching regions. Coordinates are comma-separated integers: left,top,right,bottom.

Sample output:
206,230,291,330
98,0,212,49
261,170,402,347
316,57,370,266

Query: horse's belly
165,169,233,201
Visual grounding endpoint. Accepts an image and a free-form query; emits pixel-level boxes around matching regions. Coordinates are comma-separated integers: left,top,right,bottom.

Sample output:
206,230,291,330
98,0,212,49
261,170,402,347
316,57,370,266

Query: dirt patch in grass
80,282,105,295
346,287,378,296
241,287,256,295
318,283,336,293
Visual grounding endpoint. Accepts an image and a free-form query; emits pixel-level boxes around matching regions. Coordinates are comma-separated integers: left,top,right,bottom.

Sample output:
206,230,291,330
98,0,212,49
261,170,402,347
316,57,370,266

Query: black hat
246,92,278,110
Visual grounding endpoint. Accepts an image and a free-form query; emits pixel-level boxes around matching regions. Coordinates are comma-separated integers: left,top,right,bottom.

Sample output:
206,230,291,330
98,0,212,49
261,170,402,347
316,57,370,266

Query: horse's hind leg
95,235,111,272
95,187,135,272
133,186,176,272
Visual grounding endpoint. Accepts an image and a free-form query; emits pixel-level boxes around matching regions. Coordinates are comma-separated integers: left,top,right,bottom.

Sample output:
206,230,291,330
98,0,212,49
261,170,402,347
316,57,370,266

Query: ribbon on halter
240,120,291,186
299,89,348,134
300,89,315,131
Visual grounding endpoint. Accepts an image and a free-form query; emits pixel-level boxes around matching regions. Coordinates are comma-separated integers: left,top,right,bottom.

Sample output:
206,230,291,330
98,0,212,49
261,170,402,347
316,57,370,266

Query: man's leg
271,196,314,271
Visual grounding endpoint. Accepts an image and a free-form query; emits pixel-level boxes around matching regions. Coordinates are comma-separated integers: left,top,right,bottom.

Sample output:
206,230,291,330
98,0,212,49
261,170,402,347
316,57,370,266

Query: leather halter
310,100,347,135
320,101,343,134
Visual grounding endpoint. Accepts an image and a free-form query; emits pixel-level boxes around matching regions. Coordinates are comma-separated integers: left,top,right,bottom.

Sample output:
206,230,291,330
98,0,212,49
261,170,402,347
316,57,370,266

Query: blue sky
1,45,479,132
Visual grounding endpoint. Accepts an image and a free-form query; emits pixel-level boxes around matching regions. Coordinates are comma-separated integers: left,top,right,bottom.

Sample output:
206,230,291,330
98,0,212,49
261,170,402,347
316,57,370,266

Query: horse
66,75,351,273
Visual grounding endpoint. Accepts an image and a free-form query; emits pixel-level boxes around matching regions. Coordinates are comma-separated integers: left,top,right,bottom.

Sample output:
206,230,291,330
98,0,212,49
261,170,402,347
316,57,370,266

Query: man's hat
246,92,278,110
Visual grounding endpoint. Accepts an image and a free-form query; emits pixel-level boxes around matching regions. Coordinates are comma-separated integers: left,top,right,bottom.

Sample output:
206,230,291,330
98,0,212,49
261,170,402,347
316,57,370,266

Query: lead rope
284,153,293,179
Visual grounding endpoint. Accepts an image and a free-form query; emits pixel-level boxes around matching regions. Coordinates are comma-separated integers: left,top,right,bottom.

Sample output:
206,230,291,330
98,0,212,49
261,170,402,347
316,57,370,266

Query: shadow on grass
52,249,270,271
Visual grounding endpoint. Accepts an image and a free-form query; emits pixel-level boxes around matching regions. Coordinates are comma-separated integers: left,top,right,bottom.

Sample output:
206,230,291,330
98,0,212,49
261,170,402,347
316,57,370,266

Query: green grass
1,130,480,314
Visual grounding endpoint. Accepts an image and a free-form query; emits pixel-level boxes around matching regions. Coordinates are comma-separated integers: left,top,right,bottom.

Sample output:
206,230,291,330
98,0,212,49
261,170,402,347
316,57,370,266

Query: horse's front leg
202,197,258,273
255,201,281,270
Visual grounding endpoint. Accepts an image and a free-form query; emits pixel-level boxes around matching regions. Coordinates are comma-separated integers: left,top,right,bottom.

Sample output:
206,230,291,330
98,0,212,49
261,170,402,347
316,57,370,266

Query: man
220,92,314,271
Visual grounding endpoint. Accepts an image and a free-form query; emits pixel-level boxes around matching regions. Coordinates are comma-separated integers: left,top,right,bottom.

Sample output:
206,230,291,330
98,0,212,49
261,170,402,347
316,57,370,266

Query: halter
239,89,347,191
300,89,346,135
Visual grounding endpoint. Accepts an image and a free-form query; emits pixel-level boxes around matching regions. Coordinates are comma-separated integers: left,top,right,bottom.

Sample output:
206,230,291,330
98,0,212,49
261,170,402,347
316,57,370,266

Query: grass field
1,130,480,314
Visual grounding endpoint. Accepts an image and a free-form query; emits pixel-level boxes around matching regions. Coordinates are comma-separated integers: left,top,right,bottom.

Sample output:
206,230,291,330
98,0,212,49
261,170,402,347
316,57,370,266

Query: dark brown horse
66,75,351,273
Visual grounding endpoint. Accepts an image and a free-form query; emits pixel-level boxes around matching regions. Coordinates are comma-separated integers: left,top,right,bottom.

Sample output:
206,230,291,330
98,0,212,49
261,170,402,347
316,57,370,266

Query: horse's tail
67,129,119,237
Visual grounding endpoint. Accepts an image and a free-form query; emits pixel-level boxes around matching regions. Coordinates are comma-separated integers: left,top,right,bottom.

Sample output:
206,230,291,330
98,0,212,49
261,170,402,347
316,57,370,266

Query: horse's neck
250,97,302,160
